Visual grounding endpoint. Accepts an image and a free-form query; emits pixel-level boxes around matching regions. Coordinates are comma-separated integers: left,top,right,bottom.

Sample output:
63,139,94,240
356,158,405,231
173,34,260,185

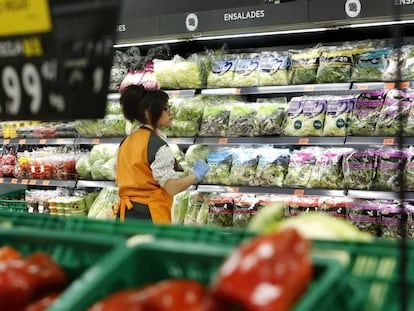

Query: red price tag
383,138,395,145
294,189,305,196
218,138,228,144
384,83,395,89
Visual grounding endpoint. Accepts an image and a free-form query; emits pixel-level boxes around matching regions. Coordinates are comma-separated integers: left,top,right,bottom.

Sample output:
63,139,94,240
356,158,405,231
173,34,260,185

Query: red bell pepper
210,228,313,311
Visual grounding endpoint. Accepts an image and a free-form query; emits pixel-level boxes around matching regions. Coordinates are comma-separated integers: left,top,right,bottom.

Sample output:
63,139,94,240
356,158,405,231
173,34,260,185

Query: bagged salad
253,97,287,136
289,46,321,85
228,147,260,186
316,45,353,83
253,147,290,187
171,190,190,224
374,89,407,136
373,147,408,191
351,46,391,82
226,102,257,137
233,194,259,228
284,147,322,188
207,193,236,227
301,96,328,136
348,198,381,236
232,53,261,87
322,95,356,136
203,148,233,185
198,97,234,137
257,51,290,86
283,97,306,136
207,54,238,88
173,53,207,89
343,149,376,190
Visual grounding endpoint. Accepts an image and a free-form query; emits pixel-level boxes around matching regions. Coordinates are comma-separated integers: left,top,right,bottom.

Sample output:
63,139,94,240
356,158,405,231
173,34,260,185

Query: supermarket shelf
346,190,401,200
1,138,77,145
195,136,346,146
0,177,77,188
76,180,116,188
167,137,196,145
165,89,197,97
107,93,121,100
196,185,346,197
75,137,125,145
350,81,413,91
344,136,414,146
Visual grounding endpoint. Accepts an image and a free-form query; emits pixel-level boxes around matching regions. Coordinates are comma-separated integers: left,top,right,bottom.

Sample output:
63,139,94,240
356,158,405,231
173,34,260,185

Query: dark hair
120,84,169,129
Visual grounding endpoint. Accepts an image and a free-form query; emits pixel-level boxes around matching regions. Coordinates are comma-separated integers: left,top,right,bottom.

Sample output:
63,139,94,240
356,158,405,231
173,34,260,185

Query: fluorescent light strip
113,38,184,48
348,19,414,28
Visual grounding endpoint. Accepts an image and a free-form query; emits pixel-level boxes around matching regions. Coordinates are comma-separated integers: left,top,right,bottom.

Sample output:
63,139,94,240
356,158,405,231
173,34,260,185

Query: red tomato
210,228,313,311
88,279,209,311
0,246,22,261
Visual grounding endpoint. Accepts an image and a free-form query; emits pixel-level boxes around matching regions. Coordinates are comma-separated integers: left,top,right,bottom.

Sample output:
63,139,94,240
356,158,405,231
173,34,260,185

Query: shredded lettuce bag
284,147,322,188
232,53,261,87
289,47,321,85
301,96,327,136
253,147,290,187
153,58,178,89
322,96,356,136
283,97,306,136
173,54,207,89
316,46,353,83
207,54,237,88
171,191,190,224
374,89,407,136
351,47,390,82
199,103,231,137
254,98,287,136
228,148,259,186
204,148,233,185
257,51,290,86
226,103,257,137
343,149,376,190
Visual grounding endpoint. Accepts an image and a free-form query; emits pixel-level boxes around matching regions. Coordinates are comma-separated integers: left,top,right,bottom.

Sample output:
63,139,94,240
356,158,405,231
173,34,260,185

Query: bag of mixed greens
169,120,200,137
233,195,259,228
351,47,390,82
284,147,322,188
183,191,205,226
286,196,319,217
318,196,350,219
173,54,207,89
171,190,190,224
348,198,381,236
349,91,385,136
283,97,306,136
198,102,231,137
184,144,210,165
316,46,353,83
289,47,321,85
403,200,414,238
374,147,407,191
253,147,290,187
173,96,205,122
382,48,401,81
322,95,356,136
227,103,257,137
87,187,119,220
379,200,409,239
207,194,235,227
228,148,259,186
232,53,261,87
308,147,353,189
257,51,290,86
401,44,414,80
343,149,376,190
301,96,328,136
404,147,414,190
254,98,287,136
401,91,414,136
204,148,233,185
207,54,237,88
374,89,407,136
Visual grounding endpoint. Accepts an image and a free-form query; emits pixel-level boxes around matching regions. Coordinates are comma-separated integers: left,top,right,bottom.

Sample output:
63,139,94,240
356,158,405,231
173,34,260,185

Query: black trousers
121,201,152,221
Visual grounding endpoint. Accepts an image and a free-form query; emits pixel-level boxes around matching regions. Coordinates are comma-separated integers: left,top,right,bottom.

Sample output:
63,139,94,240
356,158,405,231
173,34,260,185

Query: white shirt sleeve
151,145,180,187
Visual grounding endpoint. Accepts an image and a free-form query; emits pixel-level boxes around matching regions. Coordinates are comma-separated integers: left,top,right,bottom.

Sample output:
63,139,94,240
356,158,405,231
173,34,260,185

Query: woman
115,84,209,224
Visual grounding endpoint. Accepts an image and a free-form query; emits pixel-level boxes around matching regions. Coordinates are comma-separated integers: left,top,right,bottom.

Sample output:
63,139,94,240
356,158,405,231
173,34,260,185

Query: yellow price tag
0,0,52,36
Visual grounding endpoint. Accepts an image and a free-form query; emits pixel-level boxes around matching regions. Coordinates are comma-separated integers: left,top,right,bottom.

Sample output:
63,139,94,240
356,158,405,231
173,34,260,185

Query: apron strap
113,196,134,222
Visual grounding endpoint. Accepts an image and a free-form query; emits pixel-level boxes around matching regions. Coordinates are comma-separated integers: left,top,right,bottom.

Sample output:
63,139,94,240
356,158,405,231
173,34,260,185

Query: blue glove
193,160,210,182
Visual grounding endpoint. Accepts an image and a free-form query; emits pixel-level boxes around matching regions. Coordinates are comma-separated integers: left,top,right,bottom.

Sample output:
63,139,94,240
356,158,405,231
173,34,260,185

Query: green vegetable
171,191,190,224
343,150,376,190
351,48,390,82
153,59,178,89
184,192,204,225
204,148,233,185
173,54,206,89
226,103,257,137
232,53,261,87
301,97,327,136
232,195,258,228
199,104,231,137
316,46,353,83
75,156,91,179
207,195,234,227
253,147,290,187
247,200,286,233
228,148,259,186
207,54,237,88
257,51,290,86
254,98,287,136
283,97,305,136
289,47,321,85
322,96,355,136
348,199,381,236
101,158,116,181
87,187,119,220
349,91,384,136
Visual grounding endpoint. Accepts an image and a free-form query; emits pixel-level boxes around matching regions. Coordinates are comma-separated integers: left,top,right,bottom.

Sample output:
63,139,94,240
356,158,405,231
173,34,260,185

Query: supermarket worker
114,84,210,224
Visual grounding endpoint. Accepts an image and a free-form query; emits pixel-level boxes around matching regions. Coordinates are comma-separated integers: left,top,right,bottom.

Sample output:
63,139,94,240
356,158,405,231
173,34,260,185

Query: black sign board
0,0,121,120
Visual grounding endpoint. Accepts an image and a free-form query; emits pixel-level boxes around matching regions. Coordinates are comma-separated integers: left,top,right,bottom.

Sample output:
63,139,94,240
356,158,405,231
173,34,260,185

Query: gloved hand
193,160,210,183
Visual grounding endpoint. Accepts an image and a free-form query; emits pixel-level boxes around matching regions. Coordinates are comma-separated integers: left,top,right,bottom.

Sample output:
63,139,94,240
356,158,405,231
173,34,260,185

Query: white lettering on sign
0,40,23,57
395,0,414,4
116,24,126,32
223,10,265,22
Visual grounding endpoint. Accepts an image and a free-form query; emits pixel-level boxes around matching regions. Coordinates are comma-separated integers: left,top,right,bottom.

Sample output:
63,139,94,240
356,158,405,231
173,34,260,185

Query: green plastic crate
312,239,414,311
0,226,126,309
0,190,26,213
52,238,346,311
0,210,254,245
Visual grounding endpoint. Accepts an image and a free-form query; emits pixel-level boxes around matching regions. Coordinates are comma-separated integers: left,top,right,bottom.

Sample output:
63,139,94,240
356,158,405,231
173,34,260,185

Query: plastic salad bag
343,149,376,190
232,53,261,87
226,102,257,137
316,45,353,83
253,97,287,136
257,51,290,86
207,54,238,88
289,46,321,85
228,147,260,186
253,147,290,187
322,95,356,136
204,148,233,185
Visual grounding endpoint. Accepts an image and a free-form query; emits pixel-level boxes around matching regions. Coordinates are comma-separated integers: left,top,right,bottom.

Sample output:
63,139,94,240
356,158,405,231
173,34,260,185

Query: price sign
0,0,122,120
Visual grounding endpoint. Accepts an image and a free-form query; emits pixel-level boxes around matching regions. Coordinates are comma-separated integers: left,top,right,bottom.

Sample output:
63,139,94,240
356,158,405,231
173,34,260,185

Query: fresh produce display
0,246,67,311
322,95,355,136
373,147,407,191
204,148,233,185
232,53,261,87
284,147,321,188
351,47,391,82
374,89,406,136
257,51,290,86
207,194,235,227
228,148,260,185
253,98,287,136
226,103,257,137
232,194,260,228
343,149,376,190
87,187,119,220
300,97,328,136
199,102,231,137
253,147,290,187
347,199,381,236
207,54,237,88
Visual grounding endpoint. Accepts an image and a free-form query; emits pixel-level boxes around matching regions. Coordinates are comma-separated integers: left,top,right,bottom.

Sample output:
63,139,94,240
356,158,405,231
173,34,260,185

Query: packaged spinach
308,147,353,189
301,96,328,136
351,47,390,82
283,96,306,136
227,102,257,137
233,194,259,228
322,95,356,136
204,148,233,185
254,98,288,136
207,194,235,227
232,53,261,87
257,51,290,86
379,200,409,239
228,147,259,186
343,149,376,190
373,147,407,191
253,147,290,187
347,199,381,236
316,46,353,83
349,91,385,136
374,89,407,136
289,47,321,85
207,54,237,88
400,44,414,81
284,147,322,188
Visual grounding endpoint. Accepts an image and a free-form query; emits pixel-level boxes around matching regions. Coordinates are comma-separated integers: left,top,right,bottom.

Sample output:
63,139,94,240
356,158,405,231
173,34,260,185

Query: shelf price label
0,0,121,120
